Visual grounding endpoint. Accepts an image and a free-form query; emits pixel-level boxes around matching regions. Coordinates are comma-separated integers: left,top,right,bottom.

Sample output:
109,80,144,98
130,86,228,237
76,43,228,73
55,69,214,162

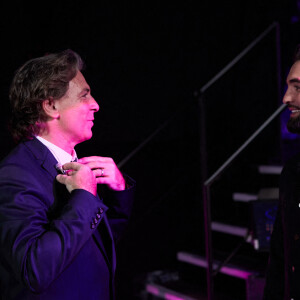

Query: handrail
117,111,179,168
196,22,278,95
202,22,282,300
118,22,279,170
115,20,282,300
204,104,286,186
203,103,286,300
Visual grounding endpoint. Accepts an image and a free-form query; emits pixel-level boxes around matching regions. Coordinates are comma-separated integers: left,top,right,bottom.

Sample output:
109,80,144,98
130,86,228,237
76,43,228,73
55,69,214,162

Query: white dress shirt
36,136,78,165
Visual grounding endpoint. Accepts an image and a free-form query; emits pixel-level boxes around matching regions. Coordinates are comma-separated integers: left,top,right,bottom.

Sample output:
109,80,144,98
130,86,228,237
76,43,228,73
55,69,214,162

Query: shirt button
94,218,98,224
91,223,96,229
99,208,104,214
96,213,101,219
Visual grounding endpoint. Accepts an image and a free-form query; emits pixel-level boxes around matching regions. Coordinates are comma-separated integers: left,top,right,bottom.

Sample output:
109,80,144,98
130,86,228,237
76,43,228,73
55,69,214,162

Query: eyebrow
289,78,300,84
79,88,90,96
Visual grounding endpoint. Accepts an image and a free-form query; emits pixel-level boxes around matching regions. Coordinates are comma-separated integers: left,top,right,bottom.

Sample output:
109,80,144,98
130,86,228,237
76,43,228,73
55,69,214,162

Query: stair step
177,252,258,280
233,193,257,202
146,282,202,300
258,165,282,175
211,222,248,237
145,280,238,300
233,188,279,202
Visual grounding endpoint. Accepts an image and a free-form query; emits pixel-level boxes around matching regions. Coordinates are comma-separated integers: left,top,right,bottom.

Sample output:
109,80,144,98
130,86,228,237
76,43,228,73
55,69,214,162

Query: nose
283,87,292,104
282,93,288,104
90,97,100,112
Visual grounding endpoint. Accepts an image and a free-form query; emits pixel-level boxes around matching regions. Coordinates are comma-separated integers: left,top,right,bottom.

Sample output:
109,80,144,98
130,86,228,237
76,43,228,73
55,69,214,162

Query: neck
38,129,76,155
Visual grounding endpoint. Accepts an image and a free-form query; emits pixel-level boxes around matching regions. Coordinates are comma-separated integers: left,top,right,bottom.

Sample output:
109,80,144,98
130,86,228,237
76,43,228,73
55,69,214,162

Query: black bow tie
55,158,78,174
55,163,66,174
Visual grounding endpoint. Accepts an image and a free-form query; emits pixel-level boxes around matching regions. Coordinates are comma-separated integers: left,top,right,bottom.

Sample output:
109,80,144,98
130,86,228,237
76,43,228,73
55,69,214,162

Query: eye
295,85,300,91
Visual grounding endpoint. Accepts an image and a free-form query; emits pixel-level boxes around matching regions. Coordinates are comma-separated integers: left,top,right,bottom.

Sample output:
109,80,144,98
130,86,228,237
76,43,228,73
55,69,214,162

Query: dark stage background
1,1,300,299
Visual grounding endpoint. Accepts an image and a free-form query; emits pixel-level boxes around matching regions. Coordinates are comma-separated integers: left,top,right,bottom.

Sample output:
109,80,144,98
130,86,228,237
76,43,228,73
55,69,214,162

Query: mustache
288,104,300,110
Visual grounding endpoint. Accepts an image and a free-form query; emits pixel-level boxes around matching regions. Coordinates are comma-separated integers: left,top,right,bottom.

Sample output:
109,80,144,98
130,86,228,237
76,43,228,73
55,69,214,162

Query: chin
287,116,300,134
84,131,93,141
76,132,93,144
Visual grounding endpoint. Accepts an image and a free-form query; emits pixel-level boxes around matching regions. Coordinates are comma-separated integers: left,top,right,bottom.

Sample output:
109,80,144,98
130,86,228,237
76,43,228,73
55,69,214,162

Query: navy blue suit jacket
0,138,135,299
264,152,300,299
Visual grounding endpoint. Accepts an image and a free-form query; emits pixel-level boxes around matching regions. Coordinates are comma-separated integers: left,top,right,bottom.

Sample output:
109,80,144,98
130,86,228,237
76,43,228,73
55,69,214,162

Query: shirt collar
36,136,77,165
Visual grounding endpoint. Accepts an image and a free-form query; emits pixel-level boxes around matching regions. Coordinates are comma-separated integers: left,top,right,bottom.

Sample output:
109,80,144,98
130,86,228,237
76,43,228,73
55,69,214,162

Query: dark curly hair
9,49,84,142
294,45,300,62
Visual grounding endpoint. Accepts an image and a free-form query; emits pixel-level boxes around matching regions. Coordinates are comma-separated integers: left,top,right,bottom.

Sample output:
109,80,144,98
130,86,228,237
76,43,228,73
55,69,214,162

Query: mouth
289,109,300,118
290,109,300,116
87,120,94,127
288,105,300,116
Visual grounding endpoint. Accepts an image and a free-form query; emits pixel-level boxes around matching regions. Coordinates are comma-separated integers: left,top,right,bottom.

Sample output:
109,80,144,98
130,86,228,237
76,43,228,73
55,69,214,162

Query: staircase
144,163,281,300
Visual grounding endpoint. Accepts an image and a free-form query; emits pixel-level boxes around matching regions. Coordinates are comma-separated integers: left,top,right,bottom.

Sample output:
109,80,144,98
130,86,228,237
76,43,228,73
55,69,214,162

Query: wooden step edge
146,282,200,300
233,192,258,202
211,221,248,237
258,165,283,175
233,189,279,203
177,252,256,280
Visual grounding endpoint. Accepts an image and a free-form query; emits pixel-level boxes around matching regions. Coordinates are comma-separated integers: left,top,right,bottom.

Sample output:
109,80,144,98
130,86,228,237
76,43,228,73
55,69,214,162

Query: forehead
69,71,89,90
287,61,300,81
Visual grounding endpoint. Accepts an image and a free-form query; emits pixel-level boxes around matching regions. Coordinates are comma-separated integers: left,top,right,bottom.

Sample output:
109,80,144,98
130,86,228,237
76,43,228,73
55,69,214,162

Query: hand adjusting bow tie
55,157,78,174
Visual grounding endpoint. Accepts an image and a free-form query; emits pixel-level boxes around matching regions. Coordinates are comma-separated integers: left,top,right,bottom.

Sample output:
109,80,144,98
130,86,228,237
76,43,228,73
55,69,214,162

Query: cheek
60,106,89,126
68,108,86,119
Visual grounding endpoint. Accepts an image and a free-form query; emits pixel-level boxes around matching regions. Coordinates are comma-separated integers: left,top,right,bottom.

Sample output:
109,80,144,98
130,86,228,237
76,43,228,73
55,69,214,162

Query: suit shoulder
0,139,52,183
280,152,300,185
283,152,300,170
0,142,35,170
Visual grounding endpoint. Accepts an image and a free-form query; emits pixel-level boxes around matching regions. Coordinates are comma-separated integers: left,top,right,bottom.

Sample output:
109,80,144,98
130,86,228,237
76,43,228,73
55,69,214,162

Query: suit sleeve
263,167,287,300
263,198,284,300
0,164,108,294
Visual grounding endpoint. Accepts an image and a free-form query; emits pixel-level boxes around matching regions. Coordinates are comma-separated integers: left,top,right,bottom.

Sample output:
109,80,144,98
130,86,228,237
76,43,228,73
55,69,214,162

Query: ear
42,99,59,119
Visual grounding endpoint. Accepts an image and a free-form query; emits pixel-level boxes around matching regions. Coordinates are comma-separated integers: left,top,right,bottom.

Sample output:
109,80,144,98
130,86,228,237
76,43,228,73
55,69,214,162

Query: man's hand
78,156,126,191
56,162,97,196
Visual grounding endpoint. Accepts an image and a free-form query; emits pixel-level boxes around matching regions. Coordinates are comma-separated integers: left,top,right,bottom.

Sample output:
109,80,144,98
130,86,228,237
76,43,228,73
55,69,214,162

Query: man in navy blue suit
0,49,135,299
264,46,300,299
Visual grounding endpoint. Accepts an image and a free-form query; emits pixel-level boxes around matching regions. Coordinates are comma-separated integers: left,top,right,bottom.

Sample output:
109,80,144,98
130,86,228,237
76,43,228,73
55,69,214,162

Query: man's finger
78,156,112,164
95,177,109,184
63,162,81,170
66,170,76,176
93,168,108,178
84,161,109,170
56,174,68,184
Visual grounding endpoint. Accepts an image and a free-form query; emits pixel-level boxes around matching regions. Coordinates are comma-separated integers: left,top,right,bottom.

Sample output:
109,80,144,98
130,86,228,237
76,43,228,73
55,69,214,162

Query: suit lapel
23,138,58,179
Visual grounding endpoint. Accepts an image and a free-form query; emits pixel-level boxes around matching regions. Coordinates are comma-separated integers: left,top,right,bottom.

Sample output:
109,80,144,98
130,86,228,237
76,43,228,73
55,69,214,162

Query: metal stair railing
116,21,282,300
203,102,285,299
200,22,283,300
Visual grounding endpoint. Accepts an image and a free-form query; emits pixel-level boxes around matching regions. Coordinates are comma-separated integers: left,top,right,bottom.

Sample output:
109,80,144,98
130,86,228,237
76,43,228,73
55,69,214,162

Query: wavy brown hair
9,49,84,142
295,45,300,62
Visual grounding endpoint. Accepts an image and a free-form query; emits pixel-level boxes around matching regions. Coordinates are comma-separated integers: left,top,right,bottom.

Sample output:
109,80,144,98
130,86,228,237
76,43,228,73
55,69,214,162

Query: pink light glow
146,284,197,300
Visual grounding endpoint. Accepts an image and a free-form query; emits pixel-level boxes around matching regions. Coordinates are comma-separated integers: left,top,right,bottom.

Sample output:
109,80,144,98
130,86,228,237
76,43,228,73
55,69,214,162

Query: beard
287,114,300,133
